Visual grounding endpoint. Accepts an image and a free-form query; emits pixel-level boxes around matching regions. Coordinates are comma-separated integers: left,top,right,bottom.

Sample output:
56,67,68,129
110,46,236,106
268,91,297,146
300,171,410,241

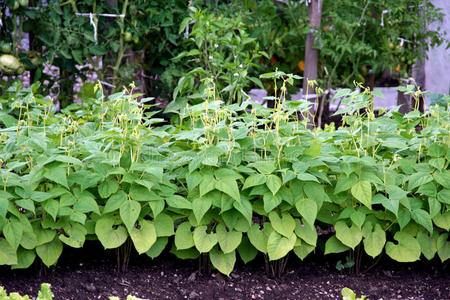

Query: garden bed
0,241,448,300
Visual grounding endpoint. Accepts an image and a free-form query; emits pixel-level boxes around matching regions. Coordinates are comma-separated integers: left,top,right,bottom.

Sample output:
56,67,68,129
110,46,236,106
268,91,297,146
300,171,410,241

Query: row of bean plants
0,74,449,275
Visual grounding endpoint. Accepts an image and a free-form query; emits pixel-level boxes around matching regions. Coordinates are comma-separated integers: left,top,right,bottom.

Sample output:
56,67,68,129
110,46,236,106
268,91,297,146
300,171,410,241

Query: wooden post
302,0,322,96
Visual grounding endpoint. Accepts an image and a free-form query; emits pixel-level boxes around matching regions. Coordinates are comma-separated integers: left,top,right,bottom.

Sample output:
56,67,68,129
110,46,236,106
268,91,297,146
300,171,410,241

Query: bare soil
0,241,448,300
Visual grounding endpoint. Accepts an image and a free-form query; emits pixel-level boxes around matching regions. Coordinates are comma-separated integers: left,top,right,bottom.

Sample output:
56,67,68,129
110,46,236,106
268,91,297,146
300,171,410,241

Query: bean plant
0,75,448,276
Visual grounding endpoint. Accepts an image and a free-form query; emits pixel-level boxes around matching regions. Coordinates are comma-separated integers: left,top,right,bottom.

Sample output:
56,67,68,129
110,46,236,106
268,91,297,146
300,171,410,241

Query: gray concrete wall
425,0,450,94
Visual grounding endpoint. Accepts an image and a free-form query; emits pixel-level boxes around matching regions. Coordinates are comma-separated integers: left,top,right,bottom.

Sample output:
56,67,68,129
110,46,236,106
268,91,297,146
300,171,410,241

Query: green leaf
372,194,398,216
73,189,100,215
4,219,23,250
296,172,319,183
351,181,372,209
247,224,268,253
166,195,192,210
362,222,386,258
175,221,194,250
293,243,315,260
242,174,266,190
216,223,242,254
0,238,18,265
417,229,438,260
437,189,450,205
154,213,174,237
237,236,258,264
216,178,240,202
103,191,127,214
408,172,433,191
335,221,362,249
210,246,236,276
428,143,444,157
295,198,317,225
251,161,276,174
263,192,281,213
437,233,449,262
428,197,441,218
130,220,157,254
43,199,59,221
146,237,168,259
386,231,421,262
233,198,253,226
433,171,450,189
324,235,350,254
411,209,433,234
120,200,141,233
334,174,358,194
266,175,282,196
269,211,295,238
199,174,216,196
294,219,317,246
267,231,296,261
433,212,450,231
193,225,217,253
304,142,322,157
44,165,68,188
95,215,128,249
98,181,119,199
192,196,212,222
36,238,63,267
20,231,37,250
11,247,35,270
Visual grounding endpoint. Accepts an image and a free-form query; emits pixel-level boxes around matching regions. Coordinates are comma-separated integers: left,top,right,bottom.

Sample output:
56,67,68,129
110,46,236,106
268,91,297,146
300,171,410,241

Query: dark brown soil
0,242,448,300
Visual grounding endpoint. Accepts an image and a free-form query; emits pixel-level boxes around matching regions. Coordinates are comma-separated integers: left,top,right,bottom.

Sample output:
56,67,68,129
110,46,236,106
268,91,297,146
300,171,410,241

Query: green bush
0,75,448,276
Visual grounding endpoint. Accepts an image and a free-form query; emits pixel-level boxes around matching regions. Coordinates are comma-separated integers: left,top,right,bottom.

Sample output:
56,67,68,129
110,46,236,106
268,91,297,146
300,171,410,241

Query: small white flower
209,55,213,60
233,73,239,77
239,64,243,68
214,44,219,48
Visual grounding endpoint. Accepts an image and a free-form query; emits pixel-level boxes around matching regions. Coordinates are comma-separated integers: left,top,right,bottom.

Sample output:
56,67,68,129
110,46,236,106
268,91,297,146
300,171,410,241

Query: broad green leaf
293,243,315,260
411,209,433,234
385,231,421,262
334,174,358,194
335,221,362,249
398,208,411,230
0,238,18,265
433,212,450,231
216,178,240,202
120,200,141,232
295,198,317,225
296,173,319,183
417,182,436,197
247,224,268,253
36,238,63,267
43,199,59,221
98,181,119,199
73,189,100,215
170,247,200,260
20,231,37,250
251,161,276,174
303,183,329,209
95,215,128,249
350,210,366,229
294,219,317,246
4,219,23,250
130,220,157,254
362,222,386,258
193,225,217,253
242,174,266,190
324,235,350,254
237,236,258,264
175,221,194,250
437,189,450,205
408,172,433,191
146,237,168,259
351,181,372,209
428,143,444,157
216,223,242,254
267,231,296,261
34,226,56,246
44,165,68,188
263,192,281,213
210,246,236,276
233,198,253,226
428,197,441,218
199,174,216,197
437,233,449,262
186,172,202,191
149,200,165,218
166,195,192,210
433,171,450,189
192,196,211,222
269,211,295,238
154,213,174,237
266,175,281,195
417,229,438,260
304,142,322,157
11,247,35,269
59,223,87,248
